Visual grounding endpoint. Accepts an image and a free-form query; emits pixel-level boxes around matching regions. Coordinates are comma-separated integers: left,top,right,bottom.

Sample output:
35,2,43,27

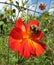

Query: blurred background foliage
0,0,54,65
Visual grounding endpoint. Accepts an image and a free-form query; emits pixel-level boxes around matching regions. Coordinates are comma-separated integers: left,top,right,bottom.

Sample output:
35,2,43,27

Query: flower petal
35,42,46,56
19,39,30,58
28,41,36,56
32,41,46,56
30,31,43,40
10,27,23,40
15,18,26,33
9,36,21,51
28,20,39,27
24,42,31,58
27,20,39,31
18,39,46,58
27,39,46,56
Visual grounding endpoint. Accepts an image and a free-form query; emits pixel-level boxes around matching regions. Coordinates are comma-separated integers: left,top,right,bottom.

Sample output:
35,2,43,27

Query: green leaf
0,21,4,25
18,57,24,64
15,1,19,6
12,13,16,17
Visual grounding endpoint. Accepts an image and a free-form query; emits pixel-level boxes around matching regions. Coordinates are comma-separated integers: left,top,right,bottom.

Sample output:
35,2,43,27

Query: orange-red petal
35,42,46,56
10,27,23,40
28,39,46,56
15,18,26,33
28,20,39,27
29,40,46,56
19,39,30,58
24,41,30,58
18,39,46,58
9,36,21,51
27,20,39,31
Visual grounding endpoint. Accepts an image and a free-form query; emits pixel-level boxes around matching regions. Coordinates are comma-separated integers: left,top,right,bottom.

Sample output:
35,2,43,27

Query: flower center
23,35,29,39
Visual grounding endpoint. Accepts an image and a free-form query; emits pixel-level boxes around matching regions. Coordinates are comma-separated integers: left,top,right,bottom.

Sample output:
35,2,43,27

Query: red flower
9,18,46,58
39,3,46,10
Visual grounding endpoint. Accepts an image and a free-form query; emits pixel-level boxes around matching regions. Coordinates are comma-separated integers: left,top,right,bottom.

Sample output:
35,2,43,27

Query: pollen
18,39,22,43
23,35,29,39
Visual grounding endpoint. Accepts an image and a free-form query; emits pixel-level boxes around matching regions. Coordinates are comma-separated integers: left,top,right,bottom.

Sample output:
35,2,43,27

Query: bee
30,25,39,34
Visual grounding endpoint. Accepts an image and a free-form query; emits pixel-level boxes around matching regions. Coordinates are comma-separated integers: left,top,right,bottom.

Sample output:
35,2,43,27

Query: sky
24,0,54,16
27,0,54,12
0,0,54,16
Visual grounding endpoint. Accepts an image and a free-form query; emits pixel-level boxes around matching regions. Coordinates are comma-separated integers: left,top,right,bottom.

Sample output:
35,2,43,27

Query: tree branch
0,2,42,14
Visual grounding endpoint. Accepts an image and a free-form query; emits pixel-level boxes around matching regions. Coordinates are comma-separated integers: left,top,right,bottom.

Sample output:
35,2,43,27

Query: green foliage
0,21,4,25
